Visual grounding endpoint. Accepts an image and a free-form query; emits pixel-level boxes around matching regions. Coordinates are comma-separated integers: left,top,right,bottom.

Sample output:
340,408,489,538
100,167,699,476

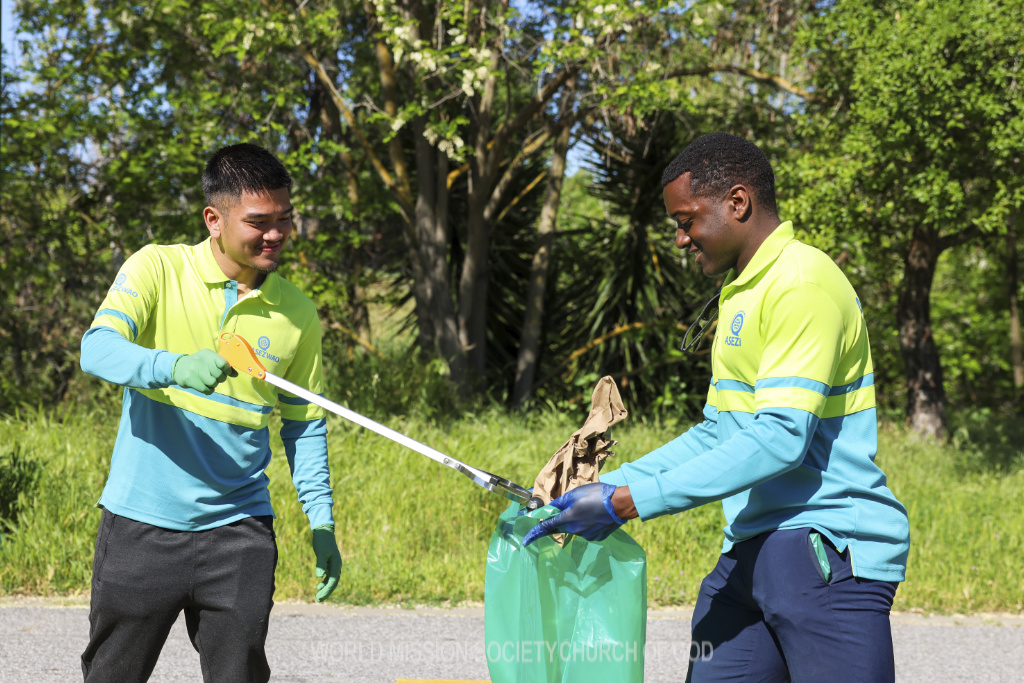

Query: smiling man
79,144,341,683
523,133,910,681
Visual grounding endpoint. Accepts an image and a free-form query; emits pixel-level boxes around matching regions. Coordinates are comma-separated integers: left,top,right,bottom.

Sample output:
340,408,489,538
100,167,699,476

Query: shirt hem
98,500,276,531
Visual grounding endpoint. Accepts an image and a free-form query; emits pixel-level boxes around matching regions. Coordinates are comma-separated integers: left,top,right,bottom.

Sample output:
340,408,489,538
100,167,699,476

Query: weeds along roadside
1,374,1022,614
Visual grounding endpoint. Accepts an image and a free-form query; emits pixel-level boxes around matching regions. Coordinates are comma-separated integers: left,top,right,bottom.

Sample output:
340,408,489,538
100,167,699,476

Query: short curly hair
661,133,777,217
202,143,292,208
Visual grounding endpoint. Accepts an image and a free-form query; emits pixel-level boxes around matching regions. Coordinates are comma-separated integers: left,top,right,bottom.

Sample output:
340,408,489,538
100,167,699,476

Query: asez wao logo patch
110,273,139,298
254,335,281,363
725,311,744,347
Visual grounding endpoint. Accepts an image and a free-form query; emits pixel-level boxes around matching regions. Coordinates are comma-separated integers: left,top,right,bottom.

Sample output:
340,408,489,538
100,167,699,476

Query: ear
725,185,753,221
203,206,224,238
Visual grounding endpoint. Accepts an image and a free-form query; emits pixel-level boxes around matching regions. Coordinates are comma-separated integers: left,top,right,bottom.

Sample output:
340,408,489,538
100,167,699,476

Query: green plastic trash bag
485,501,647,683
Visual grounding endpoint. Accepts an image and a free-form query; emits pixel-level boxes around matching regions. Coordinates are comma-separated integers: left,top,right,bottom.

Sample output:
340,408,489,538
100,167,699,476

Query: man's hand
522,483,627,546
172,349,233,394
312,524,342,602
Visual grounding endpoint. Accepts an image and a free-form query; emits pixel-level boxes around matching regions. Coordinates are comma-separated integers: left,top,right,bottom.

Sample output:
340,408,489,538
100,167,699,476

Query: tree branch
486,64,580,174
47,44,100,97
447,123,553,189
298,46,413,225
494,169,547,224
937,224,983,252
482,125,555,222
664,64,824,103
327,321,385,359
370,29,414,211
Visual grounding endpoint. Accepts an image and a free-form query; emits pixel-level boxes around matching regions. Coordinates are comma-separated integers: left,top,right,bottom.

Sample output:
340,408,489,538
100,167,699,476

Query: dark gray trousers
81,509,278,683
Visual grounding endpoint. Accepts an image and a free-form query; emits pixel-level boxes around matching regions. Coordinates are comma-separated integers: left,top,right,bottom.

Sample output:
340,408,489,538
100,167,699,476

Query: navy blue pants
81,510,278,683
686,528,899,682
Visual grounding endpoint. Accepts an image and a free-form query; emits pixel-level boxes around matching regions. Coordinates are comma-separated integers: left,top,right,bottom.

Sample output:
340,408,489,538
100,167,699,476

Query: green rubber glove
312,524,342,602
172,349,233,394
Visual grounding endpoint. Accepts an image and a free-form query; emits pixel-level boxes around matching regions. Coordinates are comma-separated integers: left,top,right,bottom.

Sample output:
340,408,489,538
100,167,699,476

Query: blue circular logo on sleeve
115,274,126,285
258,336,271,350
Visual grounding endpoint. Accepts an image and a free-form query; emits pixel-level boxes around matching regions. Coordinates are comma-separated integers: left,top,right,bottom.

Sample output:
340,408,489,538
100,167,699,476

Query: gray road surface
1,599,1021,682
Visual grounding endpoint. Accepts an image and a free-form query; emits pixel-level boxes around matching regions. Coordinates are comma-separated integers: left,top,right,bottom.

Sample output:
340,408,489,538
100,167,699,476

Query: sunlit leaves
787,0,1024,419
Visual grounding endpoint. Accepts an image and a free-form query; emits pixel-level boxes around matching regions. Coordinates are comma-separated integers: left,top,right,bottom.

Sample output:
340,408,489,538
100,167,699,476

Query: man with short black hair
80,143,342,682
524,132,910,681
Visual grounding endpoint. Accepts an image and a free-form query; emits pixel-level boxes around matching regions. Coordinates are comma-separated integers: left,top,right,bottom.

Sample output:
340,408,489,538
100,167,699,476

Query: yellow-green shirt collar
192,238,282,305
723,221,796,290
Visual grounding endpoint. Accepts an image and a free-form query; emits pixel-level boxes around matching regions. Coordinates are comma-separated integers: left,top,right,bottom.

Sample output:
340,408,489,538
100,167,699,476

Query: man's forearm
80,326,179,389
282,418,335,528
625,408,817,521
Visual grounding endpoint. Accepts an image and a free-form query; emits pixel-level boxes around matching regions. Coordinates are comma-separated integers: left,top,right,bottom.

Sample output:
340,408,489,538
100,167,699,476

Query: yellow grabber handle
217,332,268,380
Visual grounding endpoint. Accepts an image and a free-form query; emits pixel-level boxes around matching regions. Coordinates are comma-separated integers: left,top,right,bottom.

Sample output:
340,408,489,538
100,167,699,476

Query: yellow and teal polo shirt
81,238,334,530
602,222,910,581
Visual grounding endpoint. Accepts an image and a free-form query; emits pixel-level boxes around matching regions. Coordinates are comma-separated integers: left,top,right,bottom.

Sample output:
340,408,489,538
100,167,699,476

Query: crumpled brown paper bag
532,376,628,545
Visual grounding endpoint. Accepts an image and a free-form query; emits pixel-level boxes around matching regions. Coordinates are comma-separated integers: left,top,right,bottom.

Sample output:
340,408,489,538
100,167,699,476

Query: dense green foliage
785,0,1024,433
4,0,1022,427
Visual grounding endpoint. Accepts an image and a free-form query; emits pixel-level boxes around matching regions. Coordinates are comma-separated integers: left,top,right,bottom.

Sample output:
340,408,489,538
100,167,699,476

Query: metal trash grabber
217,332,537,507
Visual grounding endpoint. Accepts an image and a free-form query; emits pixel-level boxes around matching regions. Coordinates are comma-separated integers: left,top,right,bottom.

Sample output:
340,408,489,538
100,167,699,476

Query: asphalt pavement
1,598,1021,682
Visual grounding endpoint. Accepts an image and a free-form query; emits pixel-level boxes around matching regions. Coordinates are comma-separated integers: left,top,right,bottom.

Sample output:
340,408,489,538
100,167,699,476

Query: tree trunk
1007,221,1023,392
311,58,371,346
510,122,571,407
340,146,370,341
412,120,465,383
456,0,513,381
461,172,492,379
309,0,574,394
897,226,948,438
459,84,501,378
370,27,433,353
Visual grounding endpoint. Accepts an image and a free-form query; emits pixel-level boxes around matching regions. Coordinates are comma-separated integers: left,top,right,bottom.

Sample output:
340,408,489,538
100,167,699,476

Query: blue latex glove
522,483,626,546
312,524,342,602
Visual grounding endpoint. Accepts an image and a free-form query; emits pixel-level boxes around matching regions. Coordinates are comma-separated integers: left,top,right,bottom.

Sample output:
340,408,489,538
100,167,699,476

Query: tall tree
300,0,692,390
791,0,1024,437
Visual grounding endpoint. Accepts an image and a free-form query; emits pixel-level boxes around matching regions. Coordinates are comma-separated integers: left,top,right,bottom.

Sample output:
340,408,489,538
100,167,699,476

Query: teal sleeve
626,407,817,521
600,402,719,488
80,326,180,389
282,417,335,528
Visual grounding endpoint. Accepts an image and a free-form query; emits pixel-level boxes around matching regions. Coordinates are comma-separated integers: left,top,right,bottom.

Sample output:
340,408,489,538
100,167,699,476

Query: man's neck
209,240,265,295
236,277,264,298
736,216,781,275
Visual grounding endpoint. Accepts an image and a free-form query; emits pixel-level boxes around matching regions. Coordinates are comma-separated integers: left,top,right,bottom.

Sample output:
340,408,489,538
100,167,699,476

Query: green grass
880,422,1024,614
1,401,1021,614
